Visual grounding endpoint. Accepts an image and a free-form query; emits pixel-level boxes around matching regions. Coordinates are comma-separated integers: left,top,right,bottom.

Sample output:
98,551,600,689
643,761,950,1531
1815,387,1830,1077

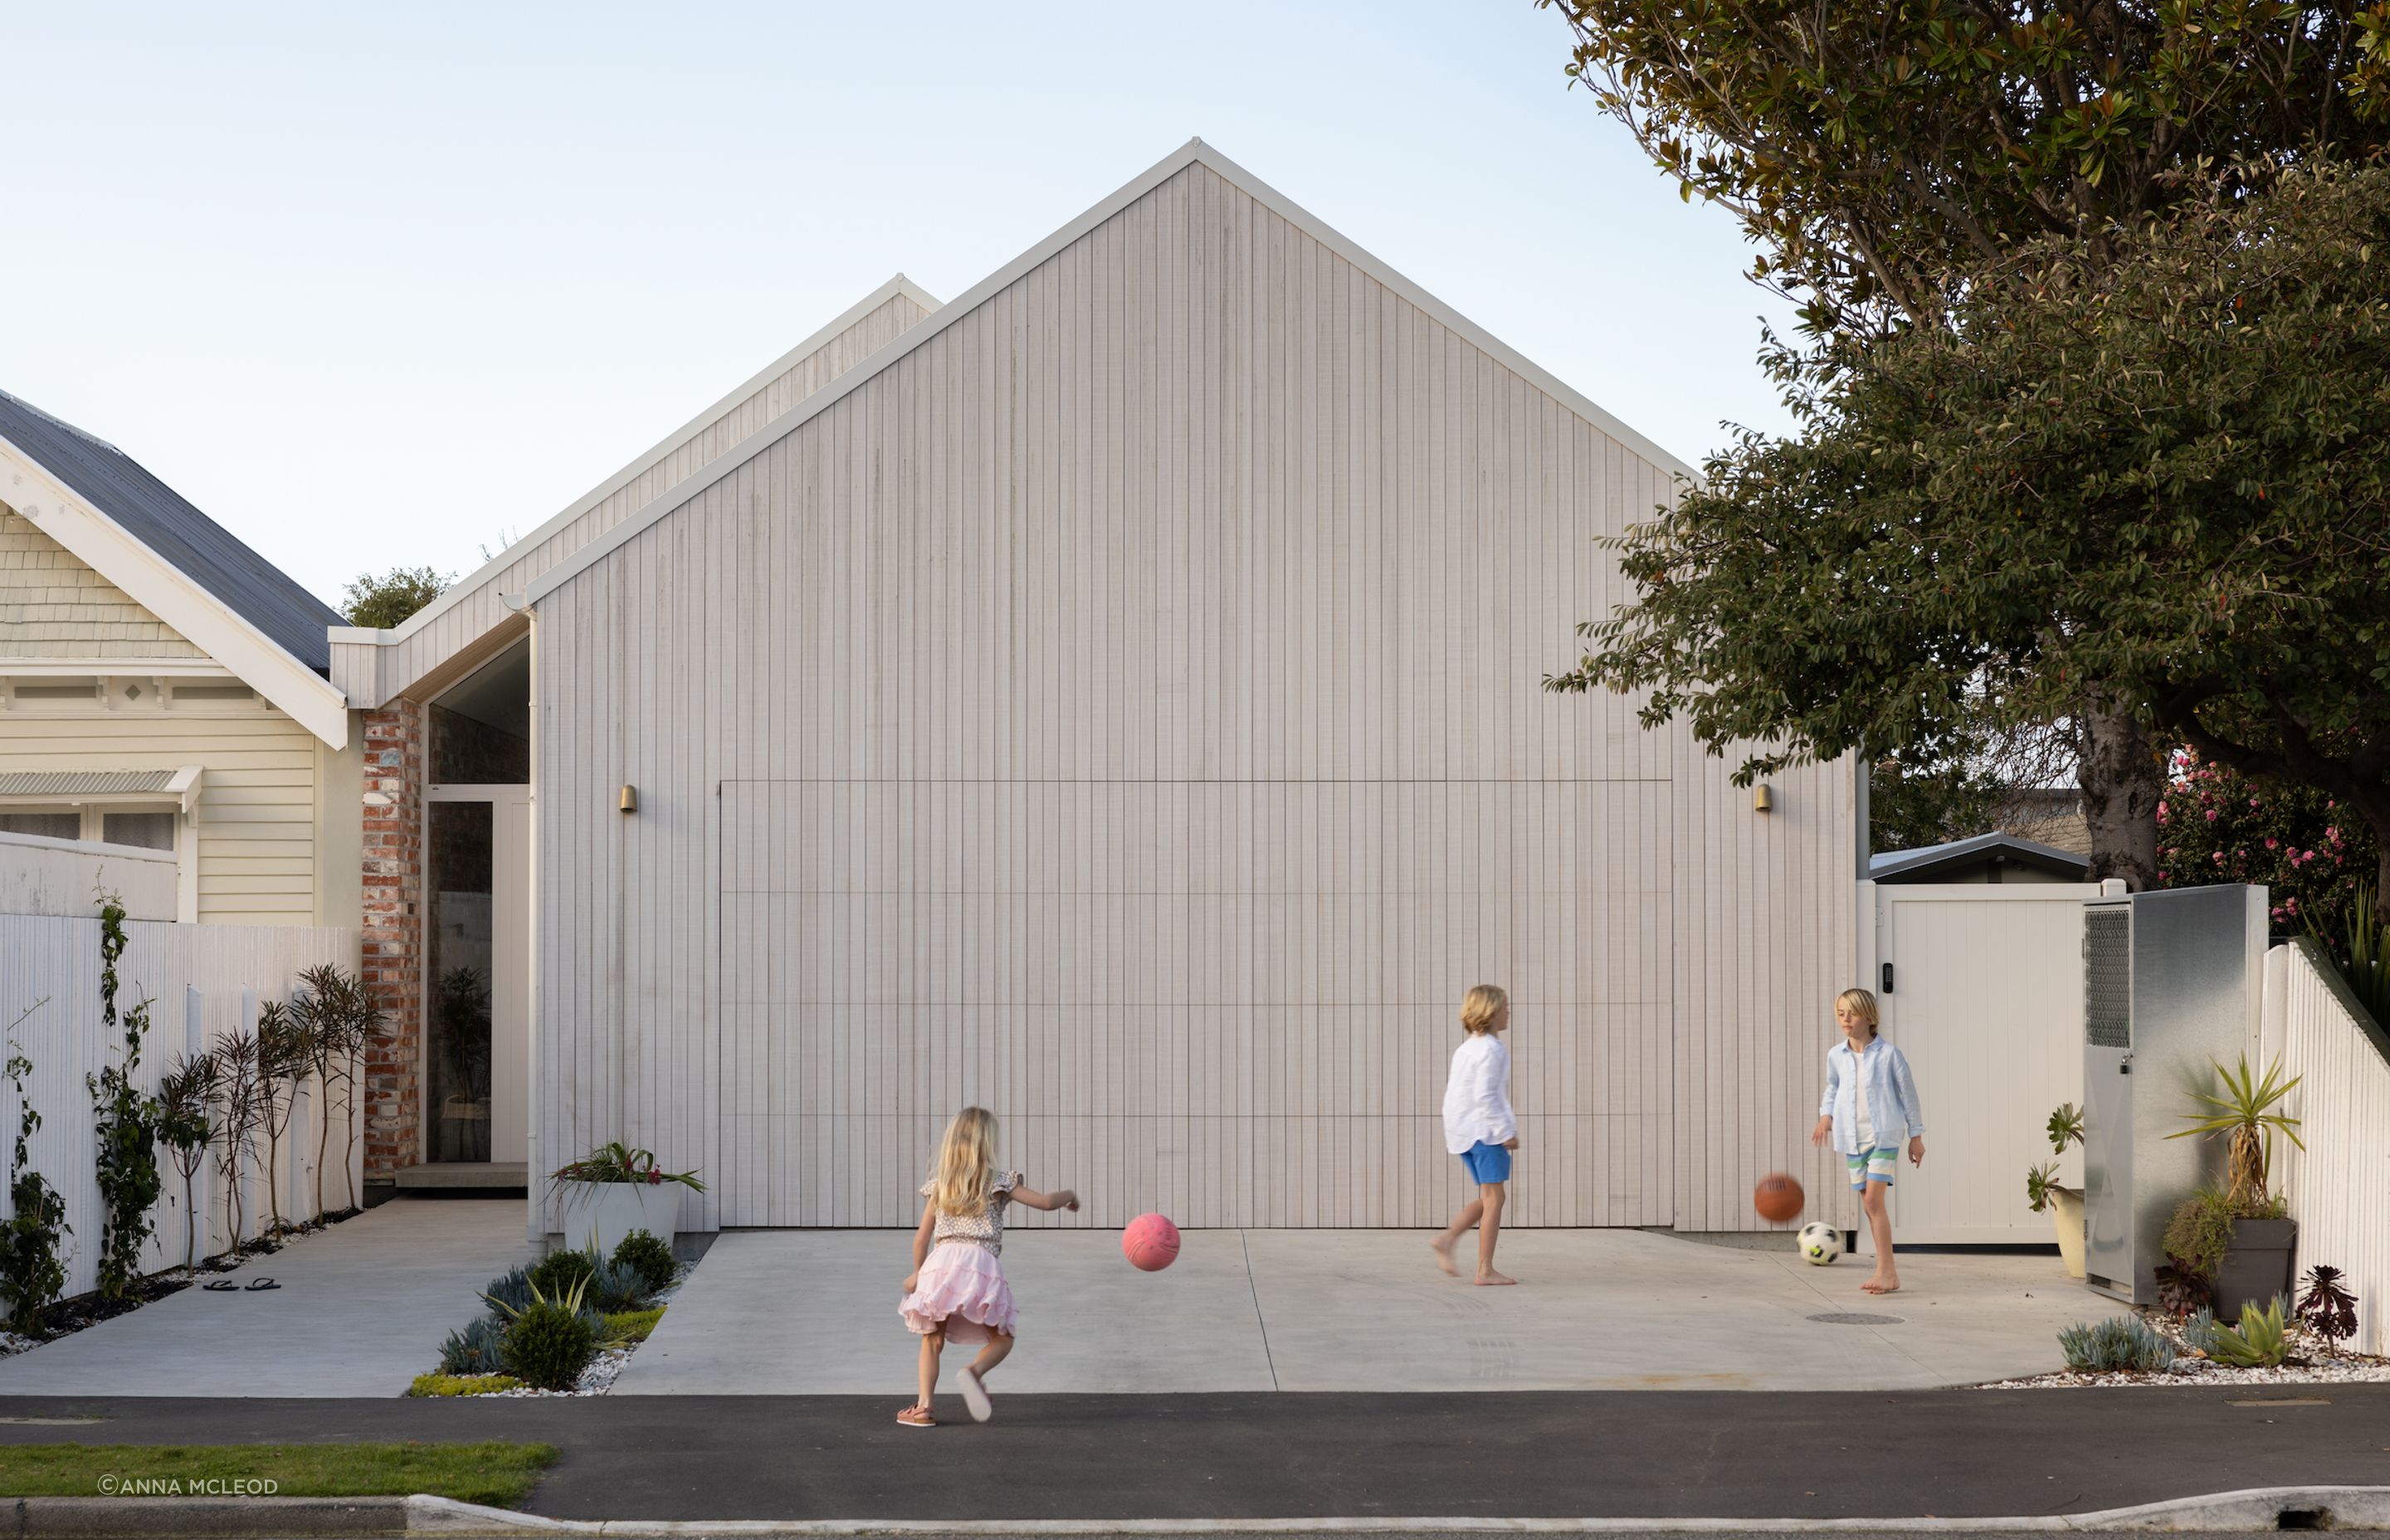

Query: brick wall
360,699,424,1176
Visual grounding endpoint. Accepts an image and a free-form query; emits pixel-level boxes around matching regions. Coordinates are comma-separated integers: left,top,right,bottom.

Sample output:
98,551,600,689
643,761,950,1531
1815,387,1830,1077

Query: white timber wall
0,914,357,1295
0,832,177,921
534,159,1854,1233
2262,940,2390,1357
334,286,937,706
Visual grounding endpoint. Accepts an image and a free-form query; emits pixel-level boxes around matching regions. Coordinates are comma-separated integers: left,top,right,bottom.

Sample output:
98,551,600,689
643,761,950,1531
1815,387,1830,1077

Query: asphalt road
0,1389,2382,1523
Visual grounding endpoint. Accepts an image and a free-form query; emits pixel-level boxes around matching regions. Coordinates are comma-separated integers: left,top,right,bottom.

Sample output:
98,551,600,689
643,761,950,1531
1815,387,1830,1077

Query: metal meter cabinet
2080,884,2267,1305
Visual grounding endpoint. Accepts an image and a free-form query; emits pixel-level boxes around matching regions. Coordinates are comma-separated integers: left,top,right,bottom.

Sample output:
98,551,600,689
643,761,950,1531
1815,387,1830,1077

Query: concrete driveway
612,1227,2097,1394
0,1197,530,1396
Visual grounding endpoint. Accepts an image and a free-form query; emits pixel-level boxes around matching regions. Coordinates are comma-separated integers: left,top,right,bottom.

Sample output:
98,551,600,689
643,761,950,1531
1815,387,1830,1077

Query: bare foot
1475,1270,1519,1286
1431,1236,1459,1276
1861,1277,1900,1294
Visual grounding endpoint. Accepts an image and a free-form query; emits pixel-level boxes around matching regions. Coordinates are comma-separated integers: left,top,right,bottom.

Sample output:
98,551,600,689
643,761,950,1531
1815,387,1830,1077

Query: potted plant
2024,1102,2087,1278
2163,1053,2303,1321
549,1142,703,1257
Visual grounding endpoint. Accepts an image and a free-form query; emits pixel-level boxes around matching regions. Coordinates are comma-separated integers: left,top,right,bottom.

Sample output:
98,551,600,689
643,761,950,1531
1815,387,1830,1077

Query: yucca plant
2203,1294,2292,1367
2165,1054,2303,1211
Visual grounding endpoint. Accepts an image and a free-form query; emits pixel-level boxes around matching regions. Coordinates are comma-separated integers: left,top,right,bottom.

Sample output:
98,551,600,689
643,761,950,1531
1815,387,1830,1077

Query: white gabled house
505,139,1861,1235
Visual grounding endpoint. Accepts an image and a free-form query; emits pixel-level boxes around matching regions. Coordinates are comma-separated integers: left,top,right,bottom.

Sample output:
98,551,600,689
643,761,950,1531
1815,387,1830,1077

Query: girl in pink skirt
896,1107,1078,1427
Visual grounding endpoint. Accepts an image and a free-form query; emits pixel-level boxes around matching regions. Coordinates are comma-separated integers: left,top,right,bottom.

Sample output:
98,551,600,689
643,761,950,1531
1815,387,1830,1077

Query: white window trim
0,766,204,921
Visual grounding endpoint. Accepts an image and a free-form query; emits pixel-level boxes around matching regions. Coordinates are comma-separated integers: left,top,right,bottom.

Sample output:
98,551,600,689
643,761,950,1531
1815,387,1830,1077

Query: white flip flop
956,1366,992,1423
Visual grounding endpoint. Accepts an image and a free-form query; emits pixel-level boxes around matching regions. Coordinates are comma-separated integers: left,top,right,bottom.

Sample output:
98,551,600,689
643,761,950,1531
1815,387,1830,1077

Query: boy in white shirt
1432,984,1519,1285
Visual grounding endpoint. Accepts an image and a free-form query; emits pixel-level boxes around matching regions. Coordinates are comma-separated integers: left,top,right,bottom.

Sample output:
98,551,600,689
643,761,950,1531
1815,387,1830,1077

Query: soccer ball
1797,1222,1841,1265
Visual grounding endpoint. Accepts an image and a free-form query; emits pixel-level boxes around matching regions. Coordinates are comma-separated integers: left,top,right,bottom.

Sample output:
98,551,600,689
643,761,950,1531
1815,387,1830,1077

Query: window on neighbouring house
0,811,82,841
100,811,176,850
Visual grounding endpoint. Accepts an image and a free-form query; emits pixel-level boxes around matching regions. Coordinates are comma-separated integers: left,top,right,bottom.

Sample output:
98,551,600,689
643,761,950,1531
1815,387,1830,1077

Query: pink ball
1122,1212,1181,1272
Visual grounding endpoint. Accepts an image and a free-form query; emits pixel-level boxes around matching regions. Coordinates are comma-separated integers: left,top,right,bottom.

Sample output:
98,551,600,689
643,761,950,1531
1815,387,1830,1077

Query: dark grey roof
1870,831,2090,883
0,387,340,674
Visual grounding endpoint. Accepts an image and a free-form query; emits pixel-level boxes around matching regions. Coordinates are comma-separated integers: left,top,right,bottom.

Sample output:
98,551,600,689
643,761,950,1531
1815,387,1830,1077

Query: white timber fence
0,911,357,1299
2261,938,2390,1357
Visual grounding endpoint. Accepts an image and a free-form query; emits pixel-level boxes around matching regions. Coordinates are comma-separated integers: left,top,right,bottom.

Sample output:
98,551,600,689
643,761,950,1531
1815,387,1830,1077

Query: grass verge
0,1441,558,1508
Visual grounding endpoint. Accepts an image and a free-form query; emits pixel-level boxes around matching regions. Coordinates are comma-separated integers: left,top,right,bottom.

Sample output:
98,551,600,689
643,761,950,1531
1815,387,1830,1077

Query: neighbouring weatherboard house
0,387,360,928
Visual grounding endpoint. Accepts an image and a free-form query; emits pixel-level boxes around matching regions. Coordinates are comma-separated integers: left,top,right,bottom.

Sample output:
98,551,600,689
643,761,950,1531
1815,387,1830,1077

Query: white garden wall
0,832,175,921
2261,939,2390,1357
0,912,355,1299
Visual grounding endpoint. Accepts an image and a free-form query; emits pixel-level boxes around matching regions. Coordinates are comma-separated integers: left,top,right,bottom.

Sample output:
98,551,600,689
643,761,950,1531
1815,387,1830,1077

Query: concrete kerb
8,1487,2387,1538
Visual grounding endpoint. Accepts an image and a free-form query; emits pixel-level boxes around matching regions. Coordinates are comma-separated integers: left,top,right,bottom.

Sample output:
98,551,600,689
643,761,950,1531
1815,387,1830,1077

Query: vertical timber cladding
701,159,1674,1229
719,779,1669,1227
540,155,1744,1233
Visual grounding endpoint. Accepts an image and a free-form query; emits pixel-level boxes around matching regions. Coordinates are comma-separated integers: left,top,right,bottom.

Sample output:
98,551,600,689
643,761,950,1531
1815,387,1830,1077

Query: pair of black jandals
201,1277,280,1292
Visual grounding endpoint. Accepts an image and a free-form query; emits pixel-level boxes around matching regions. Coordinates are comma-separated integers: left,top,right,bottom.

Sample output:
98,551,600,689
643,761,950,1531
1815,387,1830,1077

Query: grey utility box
2080,883,2266,1304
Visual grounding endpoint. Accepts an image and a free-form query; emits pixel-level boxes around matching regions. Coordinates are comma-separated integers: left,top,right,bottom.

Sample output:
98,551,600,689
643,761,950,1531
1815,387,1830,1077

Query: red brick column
360,699,425,1177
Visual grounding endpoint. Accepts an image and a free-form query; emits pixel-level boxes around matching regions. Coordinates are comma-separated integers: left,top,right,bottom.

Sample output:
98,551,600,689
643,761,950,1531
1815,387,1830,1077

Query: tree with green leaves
1544,2,2390,334
1541,0,2390,882
340,565,450,629
1552,161,2390,895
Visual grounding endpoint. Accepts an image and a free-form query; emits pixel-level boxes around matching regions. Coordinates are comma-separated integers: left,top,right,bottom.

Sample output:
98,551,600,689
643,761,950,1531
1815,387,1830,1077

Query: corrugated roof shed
0,387,341,674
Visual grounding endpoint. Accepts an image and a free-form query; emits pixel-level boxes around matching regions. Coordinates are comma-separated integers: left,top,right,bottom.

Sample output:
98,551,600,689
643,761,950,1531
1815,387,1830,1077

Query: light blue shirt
1818,1037,1924,1156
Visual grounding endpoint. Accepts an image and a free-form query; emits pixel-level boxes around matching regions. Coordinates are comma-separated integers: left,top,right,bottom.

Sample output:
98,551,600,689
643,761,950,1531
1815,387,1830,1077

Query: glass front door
427,801,495,1162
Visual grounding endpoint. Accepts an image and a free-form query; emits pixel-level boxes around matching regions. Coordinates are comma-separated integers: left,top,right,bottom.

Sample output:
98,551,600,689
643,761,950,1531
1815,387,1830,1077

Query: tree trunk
2080,699,2163,889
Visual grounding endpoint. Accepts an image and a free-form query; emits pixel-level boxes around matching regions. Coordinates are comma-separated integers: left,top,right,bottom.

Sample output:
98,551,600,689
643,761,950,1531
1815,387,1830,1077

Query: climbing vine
87,895,163,1299
1,1003,70,1335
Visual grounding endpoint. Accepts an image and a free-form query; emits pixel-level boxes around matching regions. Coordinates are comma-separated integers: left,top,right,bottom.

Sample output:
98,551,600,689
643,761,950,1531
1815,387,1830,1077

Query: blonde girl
1809,987,1925,1295
896,1107,1078,1427
1432,984,1520,1286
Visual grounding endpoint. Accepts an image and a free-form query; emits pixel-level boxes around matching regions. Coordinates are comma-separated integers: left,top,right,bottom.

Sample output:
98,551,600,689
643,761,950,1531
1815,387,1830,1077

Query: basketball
1123,1212,1181,1271
1753,1172,1803,1224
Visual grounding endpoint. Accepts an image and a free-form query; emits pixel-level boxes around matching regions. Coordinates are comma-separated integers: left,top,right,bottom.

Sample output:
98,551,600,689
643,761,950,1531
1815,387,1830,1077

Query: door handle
1880,962,1894,995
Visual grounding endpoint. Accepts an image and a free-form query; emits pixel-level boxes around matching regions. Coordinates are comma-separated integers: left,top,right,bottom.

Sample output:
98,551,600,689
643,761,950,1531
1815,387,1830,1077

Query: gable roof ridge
0,387,124,455
529,138,1695,606
366,272,942,647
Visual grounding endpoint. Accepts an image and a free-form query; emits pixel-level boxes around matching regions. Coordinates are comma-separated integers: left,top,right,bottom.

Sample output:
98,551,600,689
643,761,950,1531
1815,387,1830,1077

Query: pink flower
2251,797,2262,808
648,1168,663,1185
2266,837,2278,850
2303,850,2316,862
2207,810,2220,821
2213,851,2227,864
2327,827,2341,842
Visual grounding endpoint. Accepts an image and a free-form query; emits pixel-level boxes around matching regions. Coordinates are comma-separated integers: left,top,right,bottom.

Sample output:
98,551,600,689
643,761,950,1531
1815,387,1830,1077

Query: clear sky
7,2,1797,609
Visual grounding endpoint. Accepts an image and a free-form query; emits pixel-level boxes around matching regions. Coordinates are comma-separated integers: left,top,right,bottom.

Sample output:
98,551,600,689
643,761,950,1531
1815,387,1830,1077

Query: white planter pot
2051,1189,2086,1279
556,1181,680,1260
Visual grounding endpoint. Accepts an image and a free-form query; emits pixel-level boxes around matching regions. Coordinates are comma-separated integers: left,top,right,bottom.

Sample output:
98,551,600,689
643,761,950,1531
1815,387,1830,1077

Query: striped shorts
1846,1146,1899,1189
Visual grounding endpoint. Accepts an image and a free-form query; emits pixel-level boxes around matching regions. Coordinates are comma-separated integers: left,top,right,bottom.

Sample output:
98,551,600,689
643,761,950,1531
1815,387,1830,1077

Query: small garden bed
411,1226,690,1397
1983,1309,2390,1388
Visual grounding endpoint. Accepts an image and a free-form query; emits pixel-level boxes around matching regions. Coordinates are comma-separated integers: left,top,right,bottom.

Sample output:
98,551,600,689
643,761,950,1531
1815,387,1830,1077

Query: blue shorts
1460,1141,1512,1185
